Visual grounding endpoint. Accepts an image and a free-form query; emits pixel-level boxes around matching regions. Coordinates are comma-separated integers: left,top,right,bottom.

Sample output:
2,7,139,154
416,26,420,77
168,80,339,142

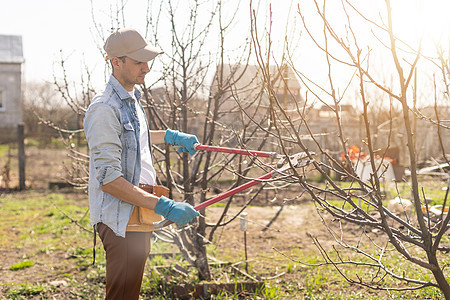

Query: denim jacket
84,75,147,237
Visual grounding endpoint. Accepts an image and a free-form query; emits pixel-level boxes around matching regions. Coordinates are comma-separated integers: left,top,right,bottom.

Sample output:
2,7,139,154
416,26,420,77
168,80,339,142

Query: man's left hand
165,129,199,155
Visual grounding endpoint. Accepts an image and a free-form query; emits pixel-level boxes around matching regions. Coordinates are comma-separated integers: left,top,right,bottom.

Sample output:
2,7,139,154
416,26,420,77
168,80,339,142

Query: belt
138,184,169,198
138,184,154,193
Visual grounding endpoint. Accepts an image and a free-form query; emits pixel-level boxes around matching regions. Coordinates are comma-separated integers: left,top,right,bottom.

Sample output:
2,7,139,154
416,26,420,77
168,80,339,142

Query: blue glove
154,196,200,226
165,129,199,155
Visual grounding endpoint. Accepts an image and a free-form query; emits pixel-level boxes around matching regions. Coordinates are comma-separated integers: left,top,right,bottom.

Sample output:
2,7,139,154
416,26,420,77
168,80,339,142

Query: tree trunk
429,255,450,299
194,219,211,280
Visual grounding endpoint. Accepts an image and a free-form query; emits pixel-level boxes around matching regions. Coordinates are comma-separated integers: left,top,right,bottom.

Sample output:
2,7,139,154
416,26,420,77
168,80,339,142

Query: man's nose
142,63,150,73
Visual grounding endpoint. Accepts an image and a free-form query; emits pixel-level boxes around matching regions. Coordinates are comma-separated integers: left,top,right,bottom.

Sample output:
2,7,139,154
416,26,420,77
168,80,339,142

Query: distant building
208,64,305,149
210,64,304,123
0,34,24,142
302,104,362,153
415,106,450,164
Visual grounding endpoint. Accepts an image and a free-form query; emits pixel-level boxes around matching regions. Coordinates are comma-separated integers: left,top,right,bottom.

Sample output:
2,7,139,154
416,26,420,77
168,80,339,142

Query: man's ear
111,57,121,69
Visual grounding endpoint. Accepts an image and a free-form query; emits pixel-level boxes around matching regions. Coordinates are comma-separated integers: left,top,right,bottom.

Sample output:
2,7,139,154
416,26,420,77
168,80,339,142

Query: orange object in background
340,146,397,165
341,146,366,162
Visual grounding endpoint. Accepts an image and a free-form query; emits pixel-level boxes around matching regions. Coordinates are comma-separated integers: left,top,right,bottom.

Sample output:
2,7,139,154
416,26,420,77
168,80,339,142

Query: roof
0,34,24,63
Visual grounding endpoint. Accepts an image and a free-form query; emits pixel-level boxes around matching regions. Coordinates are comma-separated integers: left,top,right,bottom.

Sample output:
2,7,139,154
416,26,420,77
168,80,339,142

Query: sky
2,0,109,87
1,0,449,106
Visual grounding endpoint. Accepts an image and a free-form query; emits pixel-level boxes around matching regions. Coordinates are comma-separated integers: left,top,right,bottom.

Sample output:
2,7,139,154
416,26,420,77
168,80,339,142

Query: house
302,104,362,153
210,64,304,120
0,34,24,143
208,64,305,149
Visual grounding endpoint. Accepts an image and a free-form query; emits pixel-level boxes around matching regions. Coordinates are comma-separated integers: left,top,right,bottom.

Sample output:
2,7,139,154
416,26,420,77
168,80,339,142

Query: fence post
17,123,25,190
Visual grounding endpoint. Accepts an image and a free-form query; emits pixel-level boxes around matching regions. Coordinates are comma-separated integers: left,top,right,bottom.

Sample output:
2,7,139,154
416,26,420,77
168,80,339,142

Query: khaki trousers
97,222,151,300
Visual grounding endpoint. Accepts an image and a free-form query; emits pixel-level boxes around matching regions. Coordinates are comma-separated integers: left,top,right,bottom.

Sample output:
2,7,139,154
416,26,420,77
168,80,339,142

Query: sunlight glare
391,0,450,52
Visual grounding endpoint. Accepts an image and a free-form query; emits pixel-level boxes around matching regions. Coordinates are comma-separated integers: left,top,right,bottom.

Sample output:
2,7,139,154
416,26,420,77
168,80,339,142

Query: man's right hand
154,196,200,226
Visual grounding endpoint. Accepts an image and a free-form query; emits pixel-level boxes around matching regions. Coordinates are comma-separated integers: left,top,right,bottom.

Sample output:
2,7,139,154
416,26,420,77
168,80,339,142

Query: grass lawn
0,189,448,299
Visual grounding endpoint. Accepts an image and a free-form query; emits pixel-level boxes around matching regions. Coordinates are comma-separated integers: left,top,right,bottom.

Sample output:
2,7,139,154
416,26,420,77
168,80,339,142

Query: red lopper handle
153,171,274,228
194,144,278,158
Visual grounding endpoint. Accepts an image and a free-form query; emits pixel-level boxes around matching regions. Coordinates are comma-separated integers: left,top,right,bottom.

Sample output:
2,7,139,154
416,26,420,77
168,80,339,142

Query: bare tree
22,80,79,143
250,0,450,297
142,0,281,280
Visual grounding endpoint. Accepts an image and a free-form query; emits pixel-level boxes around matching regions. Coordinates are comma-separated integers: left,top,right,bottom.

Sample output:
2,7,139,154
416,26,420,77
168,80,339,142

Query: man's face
112,57,150,91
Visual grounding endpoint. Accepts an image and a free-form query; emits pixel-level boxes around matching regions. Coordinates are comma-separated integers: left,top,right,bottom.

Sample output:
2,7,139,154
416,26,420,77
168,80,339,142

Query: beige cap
103,28,163,62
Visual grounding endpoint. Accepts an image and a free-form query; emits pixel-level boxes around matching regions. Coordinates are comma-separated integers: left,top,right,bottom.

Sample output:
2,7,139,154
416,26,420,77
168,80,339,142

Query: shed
0,34,24,142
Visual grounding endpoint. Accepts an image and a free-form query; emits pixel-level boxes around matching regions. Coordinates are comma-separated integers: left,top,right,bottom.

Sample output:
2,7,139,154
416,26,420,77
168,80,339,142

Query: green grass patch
0,192,91,251
9,261,34,271
0,191,98,298
0,144,11,157
209,202,227,208
267,243,446,299
23,137,71,149
5,283,48,297
314,179,448,214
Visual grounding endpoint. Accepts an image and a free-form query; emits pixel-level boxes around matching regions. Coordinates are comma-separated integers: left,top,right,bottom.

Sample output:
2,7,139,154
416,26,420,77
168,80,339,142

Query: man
83,28,200,299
